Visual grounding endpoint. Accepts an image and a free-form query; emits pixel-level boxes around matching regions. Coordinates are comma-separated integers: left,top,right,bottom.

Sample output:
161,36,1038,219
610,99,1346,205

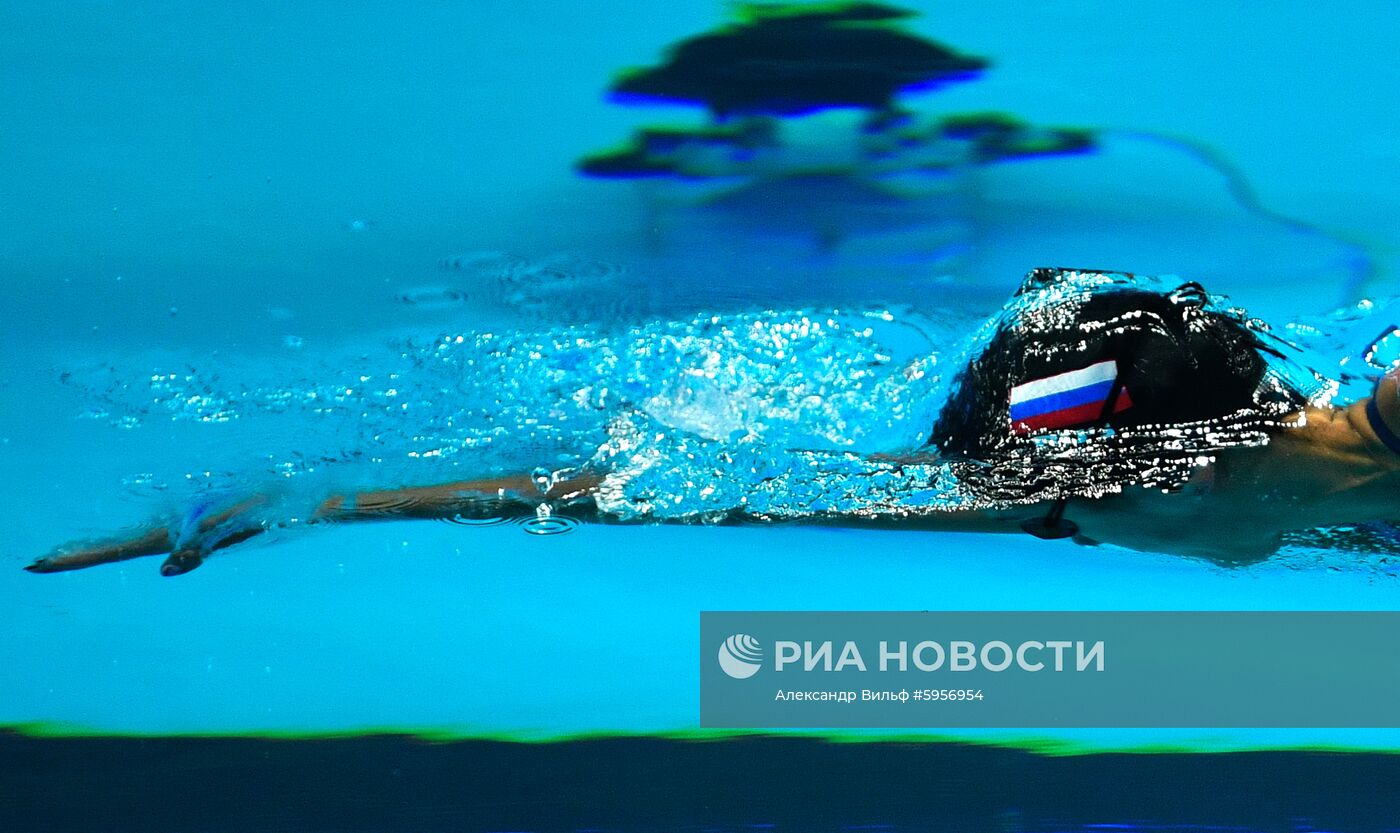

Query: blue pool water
4,1,1400,830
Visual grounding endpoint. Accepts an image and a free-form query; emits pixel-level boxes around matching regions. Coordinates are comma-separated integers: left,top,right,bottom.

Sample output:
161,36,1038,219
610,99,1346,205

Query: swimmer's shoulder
1371,370,1400,449
1296,369,1400,473
1337,368,1400,468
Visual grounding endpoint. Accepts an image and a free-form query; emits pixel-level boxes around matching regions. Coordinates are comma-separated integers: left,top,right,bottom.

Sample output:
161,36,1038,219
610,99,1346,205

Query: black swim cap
929,268,1309,460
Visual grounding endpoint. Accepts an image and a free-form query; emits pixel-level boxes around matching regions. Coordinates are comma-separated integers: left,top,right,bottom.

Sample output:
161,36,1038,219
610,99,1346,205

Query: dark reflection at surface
564,2,1369,319
607,2,986,117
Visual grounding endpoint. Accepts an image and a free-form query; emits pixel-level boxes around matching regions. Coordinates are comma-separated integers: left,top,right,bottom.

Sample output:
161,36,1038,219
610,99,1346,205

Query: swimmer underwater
26,268,1400,577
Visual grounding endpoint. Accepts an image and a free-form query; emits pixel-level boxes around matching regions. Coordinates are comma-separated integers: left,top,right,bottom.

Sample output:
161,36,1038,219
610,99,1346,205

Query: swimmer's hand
23,472,598,576
24,496,269,577
25,527,175,574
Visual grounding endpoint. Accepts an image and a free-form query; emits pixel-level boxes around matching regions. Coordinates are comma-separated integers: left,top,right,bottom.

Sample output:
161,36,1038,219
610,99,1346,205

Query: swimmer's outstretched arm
25,464,1027,576
25,473,603,576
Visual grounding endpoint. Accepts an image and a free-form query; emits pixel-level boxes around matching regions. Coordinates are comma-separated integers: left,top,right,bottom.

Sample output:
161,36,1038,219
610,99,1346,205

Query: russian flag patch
1009,359,1132,435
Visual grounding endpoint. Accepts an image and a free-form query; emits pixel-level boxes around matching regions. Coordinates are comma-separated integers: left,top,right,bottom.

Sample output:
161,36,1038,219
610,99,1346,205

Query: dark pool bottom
2,732,1397,832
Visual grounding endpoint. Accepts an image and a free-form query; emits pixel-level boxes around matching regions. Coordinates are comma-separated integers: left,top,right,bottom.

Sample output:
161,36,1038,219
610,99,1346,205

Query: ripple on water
119,472,170,502
435,514,517,528
438,250,534,278
427,252,635,324
524,254,629,284
436,513,581,536
517,514,582,535
394,286,471,310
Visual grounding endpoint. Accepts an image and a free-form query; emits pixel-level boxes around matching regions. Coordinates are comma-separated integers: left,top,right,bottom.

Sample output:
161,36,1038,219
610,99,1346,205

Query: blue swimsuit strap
1365,381,1400,455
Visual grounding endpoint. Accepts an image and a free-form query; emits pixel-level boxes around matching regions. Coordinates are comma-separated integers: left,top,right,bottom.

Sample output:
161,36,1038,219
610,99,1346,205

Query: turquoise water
4,1,1400,830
